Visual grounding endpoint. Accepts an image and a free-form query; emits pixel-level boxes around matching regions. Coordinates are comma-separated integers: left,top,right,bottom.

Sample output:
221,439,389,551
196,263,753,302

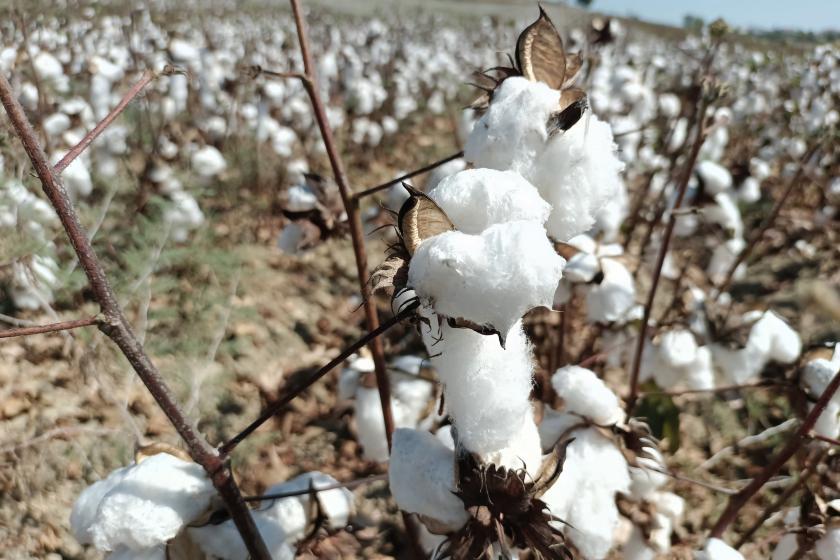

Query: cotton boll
263,471,354,535
564,252,600,283
43,112,71,136
285,183,318,212
801,346,840,438
10,256,60,310
529,112,625,241
750,158,771,181
696,538,745,560
551,365,623,425
708,238,746,285
56,155,93,199
738,177,762,203
750,311,801,364
409,222,564,337
72,453,215,551
772,533,799,560
815,527,840,560
188,511,294,560
388,428,468,530
658,93,681,119
704,192,743,238
628,445,668,500
164,191,204,243
711,342,767,385
424,158,466,192
191,146,227,178
658,329,698,368
696,161,733,195
423,318,539,471
428,169,550,234
623,526,656,560
668,118,688,152
585,258,636,323
541,427,631,560
464,77,558,175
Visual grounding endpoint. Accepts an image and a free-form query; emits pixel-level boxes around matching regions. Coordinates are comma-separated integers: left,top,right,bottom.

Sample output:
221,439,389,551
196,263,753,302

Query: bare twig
53,70,158,174
286,0,396,451
701,418,798,471
708,368,840,539
219,301,417,456
0,72,271,560
352,150,465,200
713,143,820,299
0,315,99,339
734,448,826,549
625,93,710,415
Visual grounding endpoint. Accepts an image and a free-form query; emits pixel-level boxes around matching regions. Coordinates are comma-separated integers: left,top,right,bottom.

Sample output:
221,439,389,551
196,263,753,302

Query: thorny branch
0,72,272,559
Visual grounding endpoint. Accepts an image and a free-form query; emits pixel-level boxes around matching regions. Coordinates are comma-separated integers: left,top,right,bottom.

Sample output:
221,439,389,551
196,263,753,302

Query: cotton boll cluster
641,329,716,391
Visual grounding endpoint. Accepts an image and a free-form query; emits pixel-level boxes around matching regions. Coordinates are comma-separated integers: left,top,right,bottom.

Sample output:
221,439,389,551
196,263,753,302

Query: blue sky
587,0,840,32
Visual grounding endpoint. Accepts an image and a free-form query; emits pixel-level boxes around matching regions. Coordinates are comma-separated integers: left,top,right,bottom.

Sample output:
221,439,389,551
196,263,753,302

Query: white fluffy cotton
71,453,215,552
429,168,550,234
541,426,631,560
801,346,840,438
585,258,636,323
551,365,623,425
191,146,227,177
696,538,745,560
409,221,564,338
388,428,468,530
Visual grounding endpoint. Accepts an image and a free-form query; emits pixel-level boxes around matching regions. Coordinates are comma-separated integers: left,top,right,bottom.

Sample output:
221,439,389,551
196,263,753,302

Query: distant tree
683,14,704,34
577,0,594,7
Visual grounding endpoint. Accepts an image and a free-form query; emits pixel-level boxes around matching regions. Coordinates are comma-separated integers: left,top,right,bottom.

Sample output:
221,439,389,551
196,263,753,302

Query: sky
586,0,840,32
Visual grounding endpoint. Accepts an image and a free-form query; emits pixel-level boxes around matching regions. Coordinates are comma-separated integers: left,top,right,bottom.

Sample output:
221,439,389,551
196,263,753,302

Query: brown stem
713,143,819,299
287,0,395,451
809,432,840,446
0,72,271,560
0,315,99,339
625,95,710,416
54,70,157,175
708,367,840,539
219,302,416,456
733,448,826,549
352,150,465,200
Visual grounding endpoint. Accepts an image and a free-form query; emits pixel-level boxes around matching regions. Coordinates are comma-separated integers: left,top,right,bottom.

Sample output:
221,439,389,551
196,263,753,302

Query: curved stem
0,71,271,560
288,0,396,451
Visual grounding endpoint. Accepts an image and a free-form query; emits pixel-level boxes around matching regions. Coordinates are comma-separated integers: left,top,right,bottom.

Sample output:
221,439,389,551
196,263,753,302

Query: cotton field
1,1,838,559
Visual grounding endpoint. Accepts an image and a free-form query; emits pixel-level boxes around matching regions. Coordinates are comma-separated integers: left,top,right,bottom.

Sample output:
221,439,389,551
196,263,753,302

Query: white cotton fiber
696,538,745,560
585,258,636,323
71,453,215,551
285,183,318,212
551,366,623,426
529,111,625,241
191,146,226,178
464,77,623,241
708,238,746,285
388,428,468,530
262,471,354,535
422,317,540,471
628,445,668,500
464,77,558,175
424,157,466,192
658,329,698,368
429,168,550,234
696,160,733,195
801,346,840,438
188,511,294,560
409,221,564,337
815,527,840,560
564,251,600,283
541,427,630,560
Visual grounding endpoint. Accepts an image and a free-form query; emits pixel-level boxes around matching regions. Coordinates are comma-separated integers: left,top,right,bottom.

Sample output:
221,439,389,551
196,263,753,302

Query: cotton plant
772,501,840,560
800,345,840,439
71,449,354,559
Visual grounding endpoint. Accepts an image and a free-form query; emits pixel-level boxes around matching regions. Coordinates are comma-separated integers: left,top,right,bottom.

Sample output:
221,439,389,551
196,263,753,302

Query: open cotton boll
164,191,204,243
285,183,318,212
623,526,656,560
628,446,668,500
541,427,630,560
551,366,623,426
409,221,564,338
262,471,354,535
815,528,840,560
529,111,625,241
585,258,636,323
657,329,698,368
464,77,558,174
801,346,840,438
422,318,540,472
71,453,215,551
750,311,801,364
658,93,681,119
704,192,744,239
696,538,745,560
738,177,762,203
696,160,733,195
191,146,227,178
707,238,746,285
53,154,93,199
188,511,294,560
388,428,468,530
428,169,550,234
10,255,60,310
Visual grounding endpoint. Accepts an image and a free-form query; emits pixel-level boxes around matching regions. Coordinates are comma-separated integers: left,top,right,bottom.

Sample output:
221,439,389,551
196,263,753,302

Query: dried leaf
397,184,455,255
370,252,409,297
546,89,588,138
